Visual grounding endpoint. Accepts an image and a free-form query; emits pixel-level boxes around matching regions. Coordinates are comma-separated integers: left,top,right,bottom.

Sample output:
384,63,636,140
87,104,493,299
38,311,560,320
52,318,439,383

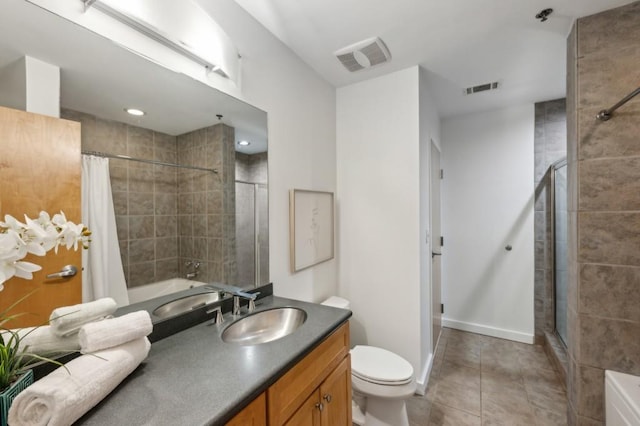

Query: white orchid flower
0,214,26,232
0,210,90,290
12,260,42,280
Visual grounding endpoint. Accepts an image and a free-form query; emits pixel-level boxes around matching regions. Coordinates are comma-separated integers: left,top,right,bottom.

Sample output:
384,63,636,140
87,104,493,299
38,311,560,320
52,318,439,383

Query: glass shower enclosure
235,181,269,287
551,159,568,347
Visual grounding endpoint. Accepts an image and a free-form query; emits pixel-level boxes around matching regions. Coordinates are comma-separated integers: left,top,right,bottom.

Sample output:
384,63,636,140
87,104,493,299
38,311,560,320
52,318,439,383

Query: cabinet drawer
268,322,349,425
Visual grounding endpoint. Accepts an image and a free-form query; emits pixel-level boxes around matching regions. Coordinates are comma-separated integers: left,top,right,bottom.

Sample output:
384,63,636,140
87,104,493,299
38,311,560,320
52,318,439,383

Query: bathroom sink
153,292,221,319
221,307,307,345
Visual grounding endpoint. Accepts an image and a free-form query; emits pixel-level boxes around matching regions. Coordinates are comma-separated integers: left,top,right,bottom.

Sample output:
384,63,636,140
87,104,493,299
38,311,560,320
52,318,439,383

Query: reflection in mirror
0,1,268,309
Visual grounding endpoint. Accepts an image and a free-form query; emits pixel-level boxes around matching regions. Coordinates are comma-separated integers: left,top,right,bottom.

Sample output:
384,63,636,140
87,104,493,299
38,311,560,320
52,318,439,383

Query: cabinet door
320,355,351,426
284,389,321,426
226,393,266,426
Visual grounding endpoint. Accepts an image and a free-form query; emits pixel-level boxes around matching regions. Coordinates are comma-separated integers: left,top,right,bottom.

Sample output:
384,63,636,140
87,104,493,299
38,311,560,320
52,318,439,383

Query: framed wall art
289,189,334,272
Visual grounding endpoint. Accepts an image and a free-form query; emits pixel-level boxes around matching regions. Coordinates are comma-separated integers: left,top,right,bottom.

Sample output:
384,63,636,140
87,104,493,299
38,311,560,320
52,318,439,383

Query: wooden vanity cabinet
227,393,266,426
225,322,351,426
268,322,351,425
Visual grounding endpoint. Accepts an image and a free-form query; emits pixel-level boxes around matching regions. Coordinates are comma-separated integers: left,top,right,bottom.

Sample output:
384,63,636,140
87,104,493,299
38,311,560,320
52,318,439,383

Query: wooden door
319,355,351,426
0,106,82,327
430,140,442,351
284,389,321,426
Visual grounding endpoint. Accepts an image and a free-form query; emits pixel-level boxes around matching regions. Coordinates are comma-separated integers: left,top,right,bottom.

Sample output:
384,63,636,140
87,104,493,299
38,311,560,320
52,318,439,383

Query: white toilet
321,297,416,426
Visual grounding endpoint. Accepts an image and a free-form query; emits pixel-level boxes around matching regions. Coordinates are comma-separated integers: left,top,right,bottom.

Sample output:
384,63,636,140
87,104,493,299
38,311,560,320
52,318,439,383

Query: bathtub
127,278,208,305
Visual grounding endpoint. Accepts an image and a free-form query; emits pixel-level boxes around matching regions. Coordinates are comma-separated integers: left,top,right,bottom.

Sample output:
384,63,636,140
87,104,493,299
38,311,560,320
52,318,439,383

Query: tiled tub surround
62,109,237,288
566,2,640,424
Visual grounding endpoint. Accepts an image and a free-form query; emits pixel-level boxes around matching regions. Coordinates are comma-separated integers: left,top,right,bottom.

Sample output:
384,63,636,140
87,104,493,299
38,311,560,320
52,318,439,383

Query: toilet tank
321,296,350,310
606,370,640,426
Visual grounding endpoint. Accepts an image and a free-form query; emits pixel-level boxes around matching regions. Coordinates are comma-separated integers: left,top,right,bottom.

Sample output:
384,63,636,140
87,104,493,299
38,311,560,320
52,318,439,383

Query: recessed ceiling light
125,108,145,116
238,140,250,146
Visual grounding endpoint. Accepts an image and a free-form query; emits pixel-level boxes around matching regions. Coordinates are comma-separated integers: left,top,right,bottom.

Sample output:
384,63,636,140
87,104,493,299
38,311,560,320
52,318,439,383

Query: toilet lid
351,345,413,385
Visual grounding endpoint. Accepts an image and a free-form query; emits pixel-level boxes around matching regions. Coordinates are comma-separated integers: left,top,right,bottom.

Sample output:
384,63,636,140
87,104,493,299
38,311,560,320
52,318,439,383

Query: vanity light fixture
83,0,240,82
125,108,145,116
238,140,250,146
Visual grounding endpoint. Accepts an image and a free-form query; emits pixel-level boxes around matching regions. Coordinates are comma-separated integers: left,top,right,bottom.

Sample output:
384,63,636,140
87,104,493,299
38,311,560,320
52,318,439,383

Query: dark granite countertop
75,293,351,425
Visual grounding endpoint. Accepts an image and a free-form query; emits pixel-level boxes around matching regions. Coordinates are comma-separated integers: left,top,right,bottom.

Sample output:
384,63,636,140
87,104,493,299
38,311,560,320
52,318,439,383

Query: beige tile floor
406,328,568,426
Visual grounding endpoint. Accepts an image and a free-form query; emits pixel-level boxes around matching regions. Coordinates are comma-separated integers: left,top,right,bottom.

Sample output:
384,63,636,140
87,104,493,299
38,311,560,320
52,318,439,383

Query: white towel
49,298,117,337
1,326,79,356
78,311,153,353
8,337,151,426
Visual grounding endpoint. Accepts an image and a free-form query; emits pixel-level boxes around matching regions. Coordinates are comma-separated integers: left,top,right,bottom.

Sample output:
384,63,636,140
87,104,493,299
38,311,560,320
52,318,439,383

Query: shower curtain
81,155,129,306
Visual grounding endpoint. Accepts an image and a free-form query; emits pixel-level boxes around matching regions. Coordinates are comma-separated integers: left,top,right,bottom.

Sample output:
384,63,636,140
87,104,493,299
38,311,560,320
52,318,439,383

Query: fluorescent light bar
83,0,239,81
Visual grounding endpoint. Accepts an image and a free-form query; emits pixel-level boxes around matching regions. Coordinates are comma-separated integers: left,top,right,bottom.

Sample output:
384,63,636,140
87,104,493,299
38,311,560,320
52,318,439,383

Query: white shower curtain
81,155,130,306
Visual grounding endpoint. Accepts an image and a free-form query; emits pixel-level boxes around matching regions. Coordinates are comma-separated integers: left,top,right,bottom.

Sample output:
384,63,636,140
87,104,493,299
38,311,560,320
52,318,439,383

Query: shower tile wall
567,2,640,424
534,99,567,349
176,123,236,285
64,110,237,288
61,109,179,287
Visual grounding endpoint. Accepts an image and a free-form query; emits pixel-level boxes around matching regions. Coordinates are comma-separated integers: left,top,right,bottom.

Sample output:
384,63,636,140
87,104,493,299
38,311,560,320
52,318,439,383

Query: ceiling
0,0,267,154
233,0,635,118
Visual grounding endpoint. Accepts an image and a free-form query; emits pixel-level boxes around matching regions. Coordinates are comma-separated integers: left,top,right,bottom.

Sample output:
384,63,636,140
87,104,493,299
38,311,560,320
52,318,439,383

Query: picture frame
289,189,335,272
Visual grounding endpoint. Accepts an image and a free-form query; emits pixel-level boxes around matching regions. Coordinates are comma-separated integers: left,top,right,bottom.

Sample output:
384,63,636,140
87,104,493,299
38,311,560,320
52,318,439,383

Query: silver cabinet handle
315,402,324,412
46,265,78,279
323,394,332,403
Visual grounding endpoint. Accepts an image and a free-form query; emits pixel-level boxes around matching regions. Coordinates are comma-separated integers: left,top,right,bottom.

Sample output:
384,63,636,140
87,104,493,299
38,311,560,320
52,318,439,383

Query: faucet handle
206,307,224,325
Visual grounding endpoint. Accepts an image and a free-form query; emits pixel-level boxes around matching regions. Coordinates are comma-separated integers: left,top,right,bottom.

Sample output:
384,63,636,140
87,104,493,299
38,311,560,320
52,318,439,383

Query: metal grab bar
596,86,640,121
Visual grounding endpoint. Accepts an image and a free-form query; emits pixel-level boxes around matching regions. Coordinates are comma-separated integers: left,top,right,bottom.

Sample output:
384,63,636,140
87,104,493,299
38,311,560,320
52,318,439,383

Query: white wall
0,56,60,118
30,0,338,301
441,104,534,343
198,1,337,302
338,66,433,385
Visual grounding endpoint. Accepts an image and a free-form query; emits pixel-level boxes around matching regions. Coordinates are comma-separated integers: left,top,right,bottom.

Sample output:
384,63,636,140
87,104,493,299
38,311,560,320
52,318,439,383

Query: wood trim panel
267,322,349,425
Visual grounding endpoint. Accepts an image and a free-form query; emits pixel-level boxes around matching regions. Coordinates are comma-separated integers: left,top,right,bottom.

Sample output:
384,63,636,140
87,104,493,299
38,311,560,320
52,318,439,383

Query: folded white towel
1,326,79,356
49,298,117,337
8,337,151,426
78,311,153,353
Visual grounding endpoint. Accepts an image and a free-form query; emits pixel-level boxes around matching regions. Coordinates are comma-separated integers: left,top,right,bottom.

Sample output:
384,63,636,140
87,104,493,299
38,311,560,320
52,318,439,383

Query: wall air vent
334,37,391,73
464,81,499,95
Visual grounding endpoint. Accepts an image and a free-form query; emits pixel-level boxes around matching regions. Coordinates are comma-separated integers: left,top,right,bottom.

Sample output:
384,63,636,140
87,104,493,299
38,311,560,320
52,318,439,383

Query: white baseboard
415,352,433,395
442,318,534,344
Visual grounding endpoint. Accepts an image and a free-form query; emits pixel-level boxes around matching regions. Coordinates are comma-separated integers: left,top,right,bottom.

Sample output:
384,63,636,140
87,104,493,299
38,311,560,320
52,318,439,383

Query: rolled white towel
49,298,117,337
8,337,151,426
1,326,79,356
79,311,153,353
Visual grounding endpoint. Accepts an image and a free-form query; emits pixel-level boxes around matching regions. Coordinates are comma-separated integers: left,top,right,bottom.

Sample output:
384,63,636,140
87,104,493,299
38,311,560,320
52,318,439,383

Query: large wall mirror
0,1,269,313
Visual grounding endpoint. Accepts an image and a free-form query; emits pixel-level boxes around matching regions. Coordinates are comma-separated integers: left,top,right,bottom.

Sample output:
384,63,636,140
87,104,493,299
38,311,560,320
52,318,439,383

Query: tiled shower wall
64,108,236,288
567,2,640,424
176,124,236,285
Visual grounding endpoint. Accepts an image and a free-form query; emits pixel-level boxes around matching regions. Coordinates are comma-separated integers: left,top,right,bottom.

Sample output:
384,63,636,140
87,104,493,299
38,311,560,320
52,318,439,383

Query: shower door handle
432,252,442,258
46,265,78,279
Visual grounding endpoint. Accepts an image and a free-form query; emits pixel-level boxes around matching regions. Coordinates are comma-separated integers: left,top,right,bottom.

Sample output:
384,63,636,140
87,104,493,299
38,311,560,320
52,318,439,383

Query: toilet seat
351,345,413,386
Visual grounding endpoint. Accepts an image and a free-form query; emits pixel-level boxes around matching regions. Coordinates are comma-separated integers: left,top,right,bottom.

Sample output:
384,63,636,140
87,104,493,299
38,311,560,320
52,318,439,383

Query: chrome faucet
204,283,260,315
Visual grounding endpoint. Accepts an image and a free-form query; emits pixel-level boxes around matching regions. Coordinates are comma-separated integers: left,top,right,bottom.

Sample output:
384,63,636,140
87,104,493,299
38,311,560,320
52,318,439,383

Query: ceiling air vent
334,37,391,72
464,81,499,95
